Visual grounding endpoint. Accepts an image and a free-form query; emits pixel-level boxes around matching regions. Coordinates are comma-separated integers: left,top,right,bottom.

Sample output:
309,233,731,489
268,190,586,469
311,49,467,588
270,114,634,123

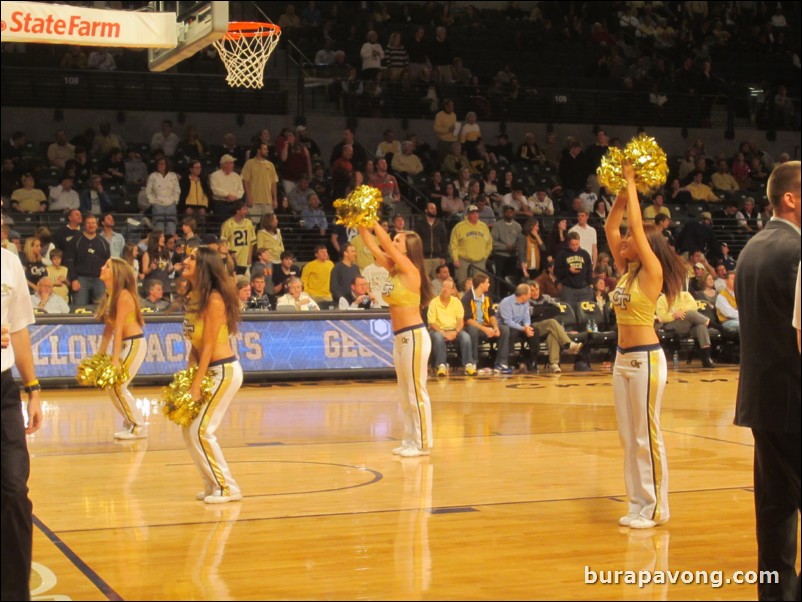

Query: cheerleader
605,163,687,529
358,222,434,457
181,246,243,503
97,257,147,439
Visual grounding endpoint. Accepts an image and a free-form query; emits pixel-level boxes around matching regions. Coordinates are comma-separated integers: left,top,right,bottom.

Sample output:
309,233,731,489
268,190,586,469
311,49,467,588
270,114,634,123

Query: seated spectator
301,193,328,237
462,272,511,375
642,192,671,220
48,175,80,214
47,130,75,170
247,273,272,311
30,277,70,314
534,255,562,299
441,142,472,177
80,175,113,216
236,277,252,311
686,170,720,203
428,277,473,376
528,280,583,373
529,188,555,216
11,173,47,213
276,277,320,311
362,258,390,307
430,264,452,296
287,174,315,214
391,140,424,176
656,290,716,367
736,197,762,235
271,250,301,297
338,275,381,310
715,270,739,335
710,159,740,195
87,48,116,70
140,279,169,312
496,283,539,372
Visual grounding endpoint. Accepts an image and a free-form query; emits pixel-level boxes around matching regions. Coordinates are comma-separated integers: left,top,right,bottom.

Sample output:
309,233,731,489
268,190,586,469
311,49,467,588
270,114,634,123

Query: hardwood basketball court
26,365,793,600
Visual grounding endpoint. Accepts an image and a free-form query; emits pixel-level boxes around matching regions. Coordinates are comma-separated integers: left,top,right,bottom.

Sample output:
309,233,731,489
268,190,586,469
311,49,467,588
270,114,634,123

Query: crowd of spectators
2,110,792,370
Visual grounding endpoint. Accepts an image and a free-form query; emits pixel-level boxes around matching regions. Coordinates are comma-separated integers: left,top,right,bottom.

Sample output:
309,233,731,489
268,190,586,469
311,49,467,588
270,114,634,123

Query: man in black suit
734,160,801,601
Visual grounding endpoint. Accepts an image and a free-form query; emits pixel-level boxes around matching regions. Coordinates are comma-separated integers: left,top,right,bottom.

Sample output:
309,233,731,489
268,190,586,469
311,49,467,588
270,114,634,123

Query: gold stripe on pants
108,336,146,430
394,327,433,451
182,361,243,497
612,346,669,523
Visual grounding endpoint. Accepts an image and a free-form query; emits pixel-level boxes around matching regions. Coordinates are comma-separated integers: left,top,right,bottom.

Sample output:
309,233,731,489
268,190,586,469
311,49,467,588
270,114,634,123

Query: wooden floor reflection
27,366,785,600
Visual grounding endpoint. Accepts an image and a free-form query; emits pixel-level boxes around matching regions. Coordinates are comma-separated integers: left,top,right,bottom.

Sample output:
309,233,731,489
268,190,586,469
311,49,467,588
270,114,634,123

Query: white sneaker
204,491,243,504
568,341,584,354
436,364,448,377
392,445,409,455
628,517,657,529
196,491,212,501
465,363,477,376
397,447,430,457
548,363,562,374
114,428,147,440
618,514,640,526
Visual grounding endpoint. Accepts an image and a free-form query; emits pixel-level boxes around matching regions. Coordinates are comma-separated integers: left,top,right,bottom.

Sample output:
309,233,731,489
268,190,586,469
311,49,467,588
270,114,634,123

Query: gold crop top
382,273,420,308
183,297,230,350
611,263,657,327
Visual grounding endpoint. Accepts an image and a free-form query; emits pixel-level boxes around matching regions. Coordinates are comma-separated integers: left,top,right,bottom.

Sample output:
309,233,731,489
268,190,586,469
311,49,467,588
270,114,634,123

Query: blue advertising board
18,314,396,382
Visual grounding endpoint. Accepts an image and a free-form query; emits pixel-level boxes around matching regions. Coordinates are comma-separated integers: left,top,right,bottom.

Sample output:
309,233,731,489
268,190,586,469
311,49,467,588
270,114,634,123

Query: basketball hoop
213,22,281,89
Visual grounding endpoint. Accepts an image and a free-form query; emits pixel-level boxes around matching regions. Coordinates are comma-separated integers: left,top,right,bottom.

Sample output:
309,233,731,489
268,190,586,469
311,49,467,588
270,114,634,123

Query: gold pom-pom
332,185,383,228
76,353,129,389
597,133,669,195
161,367,215,427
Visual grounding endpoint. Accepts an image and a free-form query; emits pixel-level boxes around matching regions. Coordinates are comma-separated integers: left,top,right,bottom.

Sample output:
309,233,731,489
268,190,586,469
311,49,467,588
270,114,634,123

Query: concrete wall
2,106,798,164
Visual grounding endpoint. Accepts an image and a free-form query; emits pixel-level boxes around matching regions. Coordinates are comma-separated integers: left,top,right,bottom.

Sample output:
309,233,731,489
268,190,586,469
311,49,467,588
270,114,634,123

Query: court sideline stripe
33,514,124,601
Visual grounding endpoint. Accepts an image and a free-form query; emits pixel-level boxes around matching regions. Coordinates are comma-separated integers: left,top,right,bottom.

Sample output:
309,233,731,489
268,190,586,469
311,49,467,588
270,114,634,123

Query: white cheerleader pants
182,358,243,498
394,325,433,452
613,344,669,523
108,334,146,432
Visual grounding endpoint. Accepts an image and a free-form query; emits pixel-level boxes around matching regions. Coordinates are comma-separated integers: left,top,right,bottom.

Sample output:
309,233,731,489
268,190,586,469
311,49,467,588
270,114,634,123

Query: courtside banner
15,315,395,381
0,2,176,48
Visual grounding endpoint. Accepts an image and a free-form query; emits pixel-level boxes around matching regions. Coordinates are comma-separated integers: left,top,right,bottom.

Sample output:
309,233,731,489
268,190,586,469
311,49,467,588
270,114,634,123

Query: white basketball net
213,24,281,89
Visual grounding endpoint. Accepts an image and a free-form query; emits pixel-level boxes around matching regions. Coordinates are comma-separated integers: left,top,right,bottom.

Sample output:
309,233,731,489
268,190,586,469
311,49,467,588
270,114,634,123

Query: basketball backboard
148,1,228,72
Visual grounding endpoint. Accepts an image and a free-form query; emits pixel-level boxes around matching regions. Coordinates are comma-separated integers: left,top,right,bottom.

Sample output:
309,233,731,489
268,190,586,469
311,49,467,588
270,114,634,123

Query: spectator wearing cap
449,204,492,288
676,211,719,259
47,175,80,214
491,205,522,281
10,173,47,213
474,194,497,227
208,153,244,219
719,242,736,272
686,170,719,202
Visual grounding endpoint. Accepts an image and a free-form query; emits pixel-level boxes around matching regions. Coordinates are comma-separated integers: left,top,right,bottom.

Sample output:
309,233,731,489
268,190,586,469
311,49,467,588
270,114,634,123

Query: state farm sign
1,1,175,48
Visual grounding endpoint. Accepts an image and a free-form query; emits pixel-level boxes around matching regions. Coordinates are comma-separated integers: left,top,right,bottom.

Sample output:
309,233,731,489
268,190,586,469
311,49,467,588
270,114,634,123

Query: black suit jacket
734,219,801,432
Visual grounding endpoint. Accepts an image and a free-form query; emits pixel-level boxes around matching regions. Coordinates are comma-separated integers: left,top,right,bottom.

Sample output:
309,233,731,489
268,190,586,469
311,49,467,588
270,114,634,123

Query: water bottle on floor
672,350,680,368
